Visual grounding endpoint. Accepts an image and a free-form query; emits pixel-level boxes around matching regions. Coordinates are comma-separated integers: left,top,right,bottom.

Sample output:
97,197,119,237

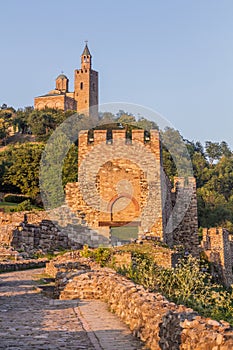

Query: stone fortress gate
65,128,199,256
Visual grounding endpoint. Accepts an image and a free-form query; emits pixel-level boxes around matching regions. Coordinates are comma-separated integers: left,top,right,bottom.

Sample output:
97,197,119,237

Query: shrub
93,247,112,267
117,252,233,325
15,199,33,212
80,245,112,267
80,245,93,258
80,245,233,324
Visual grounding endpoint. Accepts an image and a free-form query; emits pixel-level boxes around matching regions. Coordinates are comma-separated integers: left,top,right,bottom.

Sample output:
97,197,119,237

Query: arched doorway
108,195,140,246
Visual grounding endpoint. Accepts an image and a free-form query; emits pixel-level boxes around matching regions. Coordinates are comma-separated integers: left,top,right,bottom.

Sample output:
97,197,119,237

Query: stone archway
108,194,140,222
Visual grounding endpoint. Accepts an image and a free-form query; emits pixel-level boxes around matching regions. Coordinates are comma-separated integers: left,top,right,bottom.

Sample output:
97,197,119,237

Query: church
34,43,98,116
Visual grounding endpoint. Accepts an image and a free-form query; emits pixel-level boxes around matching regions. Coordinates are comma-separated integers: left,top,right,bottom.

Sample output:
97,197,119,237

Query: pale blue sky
1,0,233,147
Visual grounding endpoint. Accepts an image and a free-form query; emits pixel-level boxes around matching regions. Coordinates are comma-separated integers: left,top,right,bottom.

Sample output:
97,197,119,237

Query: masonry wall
34,94,76,111
172,177,199,257
0,207,110,253
74,68,98,117
47,256,233,350
0,211,49,246
66,129,173,246
201,227,233,287
66,129,200,255
11,219,82,254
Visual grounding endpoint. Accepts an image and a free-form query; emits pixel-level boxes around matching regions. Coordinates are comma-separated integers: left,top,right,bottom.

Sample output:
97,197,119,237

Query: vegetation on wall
119,252,233,325
81,244,233,325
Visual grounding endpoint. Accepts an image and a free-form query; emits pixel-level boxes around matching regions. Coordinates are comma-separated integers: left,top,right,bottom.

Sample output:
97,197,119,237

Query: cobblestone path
0,269,144,350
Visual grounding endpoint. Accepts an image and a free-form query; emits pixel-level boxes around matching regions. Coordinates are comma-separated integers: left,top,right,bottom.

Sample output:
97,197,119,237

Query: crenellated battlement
78,129,160,145
78,128,161,167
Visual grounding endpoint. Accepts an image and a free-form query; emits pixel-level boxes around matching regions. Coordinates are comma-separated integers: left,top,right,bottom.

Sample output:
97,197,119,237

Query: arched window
80,82,83,90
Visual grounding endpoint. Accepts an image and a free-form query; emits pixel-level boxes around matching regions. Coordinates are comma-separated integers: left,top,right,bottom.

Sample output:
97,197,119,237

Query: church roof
82,44,91,56
56,74,68,80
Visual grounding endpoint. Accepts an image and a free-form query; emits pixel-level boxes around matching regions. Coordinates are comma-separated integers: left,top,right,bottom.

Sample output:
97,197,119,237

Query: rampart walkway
0,269,144,350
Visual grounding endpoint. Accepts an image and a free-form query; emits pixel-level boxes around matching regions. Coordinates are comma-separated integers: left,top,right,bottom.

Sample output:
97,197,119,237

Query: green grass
0,202,18,211
0,201,42,212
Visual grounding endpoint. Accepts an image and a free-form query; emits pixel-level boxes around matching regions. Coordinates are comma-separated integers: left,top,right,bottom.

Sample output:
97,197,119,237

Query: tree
136,117,158,131
220,141,232,158
161,127,193,177
40,131,73,208
205,141,222,164
62,143,78,186
1,144,44,198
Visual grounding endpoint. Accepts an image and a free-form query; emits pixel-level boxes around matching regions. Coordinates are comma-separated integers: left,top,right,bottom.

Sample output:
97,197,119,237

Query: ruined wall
0,211,49,246
47,257,233,350
0,207,110,252
201,227,233,287
172,177,199,257
11,219,82,254
0,259,48,273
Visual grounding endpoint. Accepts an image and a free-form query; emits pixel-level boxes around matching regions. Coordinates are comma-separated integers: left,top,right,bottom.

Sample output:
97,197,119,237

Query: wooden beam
98,221,141,227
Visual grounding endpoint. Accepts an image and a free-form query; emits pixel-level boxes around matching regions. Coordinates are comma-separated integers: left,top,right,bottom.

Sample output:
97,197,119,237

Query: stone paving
0,269,144,350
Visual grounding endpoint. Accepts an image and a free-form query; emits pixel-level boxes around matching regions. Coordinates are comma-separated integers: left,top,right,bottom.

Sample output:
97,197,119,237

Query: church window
80,82,83,90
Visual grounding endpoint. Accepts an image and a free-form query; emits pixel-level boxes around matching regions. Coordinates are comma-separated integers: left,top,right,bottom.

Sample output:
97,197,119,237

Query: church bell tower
74,43,98,117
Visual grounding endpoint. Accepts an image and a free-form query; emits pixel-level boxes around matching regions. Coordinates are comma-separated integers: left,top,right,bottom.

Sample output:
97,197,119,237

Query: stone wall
65,129,199,256
67,130,166,244
0,210,85,254
47,257,233,350
11,219,82,255
0,207,115,252
0,258,48,273
201,227,233,287
34,94,76,111
172,177,199,257
0,211,49,246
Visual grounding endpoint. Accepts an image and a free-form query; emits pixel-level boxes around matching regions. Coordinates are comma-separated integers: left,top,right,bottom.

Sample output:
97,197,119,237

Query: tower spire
81,41,92,69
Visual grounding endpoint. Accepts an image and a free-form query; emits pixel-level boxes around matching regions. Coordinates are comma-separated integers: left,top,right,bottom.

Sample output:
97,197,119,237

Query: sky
1,0,233,148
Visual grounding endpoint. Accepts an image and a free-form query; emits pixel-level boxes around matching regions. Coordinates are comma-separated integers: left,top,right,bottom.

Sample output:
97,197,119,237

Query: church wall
34,95,65,110
34,95,76,111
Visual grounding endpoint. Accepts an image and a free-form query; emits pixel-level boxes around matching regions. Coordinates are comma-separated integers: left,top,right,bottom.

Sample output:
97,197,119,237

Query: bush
93,247,112,267
14,199,33,212
80,245,233,324
80,245,112,267
3,194,30,203
117,253,233,325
